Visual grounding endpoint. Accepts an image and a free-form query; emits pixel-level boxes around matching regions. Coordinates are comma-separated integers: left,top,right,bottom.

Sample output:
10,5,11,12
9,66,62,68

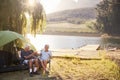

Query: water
27,34,102,50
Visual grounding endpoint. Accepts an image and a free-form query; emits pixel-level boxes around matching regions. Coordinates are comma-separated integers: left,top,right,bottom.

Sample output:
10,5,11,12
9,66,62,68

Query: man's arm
24,52,36,59
24,54,32,59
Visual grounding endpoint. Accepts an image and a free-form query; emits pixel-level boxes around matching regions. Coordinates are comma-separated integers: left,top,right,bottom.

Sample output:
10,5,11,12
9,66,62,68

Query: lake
27,34,120,50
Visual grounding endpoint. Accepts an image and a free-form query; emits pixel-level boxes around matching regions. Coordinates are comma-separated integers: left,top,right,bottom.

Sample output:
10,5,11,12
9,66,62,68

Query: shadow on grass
0,77,57,80
27,77,57,80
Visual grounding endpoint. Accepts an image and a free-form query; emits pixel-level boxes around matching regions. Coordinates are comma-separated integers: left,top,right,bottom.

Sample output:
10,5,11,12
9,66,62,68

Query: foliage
86,20,104,33
0,0,46,34
96,0,120,35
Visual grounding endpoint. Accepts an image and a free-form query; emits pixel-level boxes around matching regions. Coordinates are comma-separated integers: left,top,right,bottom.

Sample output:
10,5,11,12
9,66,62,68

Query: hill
47,8,96,24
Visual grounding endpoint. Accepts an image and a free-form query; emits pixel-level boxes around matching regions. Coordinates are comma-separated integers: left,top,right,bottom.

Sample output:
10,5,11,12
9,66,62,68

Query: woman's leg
40,60,46,71
43,60,47,71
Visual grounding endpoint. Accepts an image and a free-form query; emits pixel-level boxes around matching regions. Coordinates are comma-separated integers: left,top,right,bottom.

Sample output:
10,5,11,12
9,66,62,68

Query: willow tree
0,0,46,34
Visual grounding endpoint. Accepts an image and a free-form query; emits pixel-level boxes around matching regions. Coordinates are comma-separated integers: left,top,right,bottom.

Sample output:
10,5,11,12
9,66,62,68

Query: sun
74,0,78,3
40,0,60,14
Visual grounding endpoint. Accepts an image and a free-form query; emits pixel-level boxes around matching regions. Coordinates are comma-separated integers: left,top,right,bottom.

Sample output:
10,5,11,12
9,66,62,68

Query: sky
40,0,100,14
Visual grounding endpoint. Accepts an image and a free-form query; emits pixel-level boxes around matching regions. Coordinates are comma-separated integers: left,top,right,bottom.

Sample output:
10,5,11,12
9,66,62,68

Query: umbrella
0,31,26,47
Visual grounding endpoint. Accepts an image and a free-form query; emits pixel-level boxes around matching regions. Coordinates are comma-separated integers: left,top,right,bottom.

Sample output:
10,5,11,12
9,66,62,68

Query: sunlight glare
27,34,53,51
40,0,60,14
24,12,30,19
28,0,35,7
74,0,78,3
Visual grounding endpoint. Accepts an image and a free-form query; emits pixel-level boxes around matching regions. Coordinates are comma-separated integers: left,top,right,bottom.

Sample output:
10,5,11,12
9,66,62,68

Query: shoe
29,72,33,77
33,71,40,75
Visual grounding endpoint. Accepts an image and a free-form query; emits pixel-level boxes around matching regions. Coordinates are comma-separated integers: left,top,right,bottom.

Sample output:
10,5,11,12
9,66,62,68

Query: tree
110,0,120,35
96,0,111,33
96,0,120,35
0,0,46,34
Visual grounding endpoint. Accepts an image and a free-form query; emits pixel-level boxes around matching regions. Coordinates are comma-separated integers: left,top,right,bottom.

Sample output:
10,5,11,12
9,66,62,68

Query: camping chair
48,59,51,71
38,56,51,71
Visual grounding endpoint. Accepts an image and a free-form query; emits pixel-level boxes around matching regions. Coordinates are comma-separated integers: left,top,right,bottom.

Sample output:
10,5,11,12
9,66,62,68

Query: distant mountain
47,7,96,24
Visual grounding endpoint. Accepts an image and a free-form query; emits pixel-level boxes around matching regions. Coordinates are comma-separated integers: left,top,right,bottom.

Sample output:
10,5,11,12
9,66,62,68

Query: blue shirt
40,50,52,60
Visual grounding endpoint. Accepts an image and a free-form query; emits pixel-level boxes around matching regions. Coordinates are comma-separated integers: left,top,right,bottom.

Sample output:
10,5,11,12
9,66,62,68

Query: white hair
24,44,30,48
45,44,49,47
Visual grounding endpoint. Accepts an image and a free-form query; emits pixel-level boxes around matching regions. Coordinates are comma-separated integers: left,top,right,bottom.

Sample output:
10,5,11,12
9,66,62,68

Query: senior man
20,44,39,77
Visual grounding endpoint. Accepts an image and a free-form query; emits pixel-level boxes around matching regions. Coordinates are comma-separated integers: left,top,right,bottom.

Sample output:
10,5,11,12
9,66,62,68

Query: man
21,44,39,77
39,44,52,73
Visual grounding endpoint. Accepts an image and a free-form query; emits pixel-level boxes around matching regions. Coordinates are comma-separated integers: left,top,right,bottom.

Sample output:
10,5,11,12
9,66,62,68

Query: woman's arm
49,51,52,59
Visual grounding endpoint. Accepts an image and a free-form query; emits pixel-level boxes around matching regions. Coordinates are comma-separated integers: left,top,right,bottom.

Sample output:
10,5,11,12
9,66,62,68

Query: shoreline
43,31,101,37
42,31,120,38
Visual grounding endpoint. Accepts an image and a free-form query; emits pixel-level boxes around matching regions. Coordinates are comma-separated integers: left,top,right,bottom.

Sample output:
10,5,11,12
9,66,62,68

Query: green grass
46,22,97,33
50,58,120,80
0,58,119,80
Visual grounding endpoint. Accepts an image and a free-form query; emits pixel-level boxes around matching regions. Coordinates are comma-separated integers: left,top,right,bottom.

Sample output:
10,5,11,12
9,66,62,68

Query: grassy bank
43,31,100,37
50,58,120,80
46,22,95,33
41,22,101,37
0,58,119,80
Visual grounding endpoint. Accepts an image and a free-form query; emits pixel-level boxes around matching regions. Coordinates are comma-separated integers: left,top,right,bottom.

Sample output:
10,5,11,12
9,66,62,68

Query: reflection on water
102,38,120,44
27,34,101,50
101,37,120,48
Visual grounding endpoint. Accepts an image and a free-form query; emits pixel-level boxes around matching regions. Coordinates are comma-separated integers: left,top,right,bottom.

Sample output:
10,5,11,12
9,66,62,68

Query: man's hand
33,52,37,55
24,56,28,59
24,52,39,59
33,52,40,56
24,55,33,59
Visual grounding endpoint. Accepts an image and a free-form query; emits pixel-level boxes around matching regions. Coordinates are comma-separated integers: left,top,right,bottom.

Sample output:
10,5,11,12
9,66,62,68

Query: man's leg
29,60,33,77
33,59,39,73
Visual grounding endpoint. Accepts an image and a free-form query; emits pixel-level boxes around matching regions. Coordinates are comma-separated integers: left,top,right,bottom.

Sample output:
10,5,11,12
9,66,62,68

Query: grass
0,50,120,80
46,22,96,33
50,58,120,80
0,58,119,80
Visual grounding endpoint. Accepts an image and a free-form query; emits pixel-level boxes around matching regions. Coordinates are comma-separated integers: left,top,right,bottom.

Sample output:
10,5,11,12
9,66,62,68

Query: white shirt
40,50,52,61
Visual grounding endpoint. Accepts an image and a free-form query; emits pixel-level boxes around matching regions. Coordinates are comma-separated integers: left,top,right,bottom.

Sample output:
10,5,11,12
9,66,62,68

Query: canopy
0,30,36,50
0,31,26,47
